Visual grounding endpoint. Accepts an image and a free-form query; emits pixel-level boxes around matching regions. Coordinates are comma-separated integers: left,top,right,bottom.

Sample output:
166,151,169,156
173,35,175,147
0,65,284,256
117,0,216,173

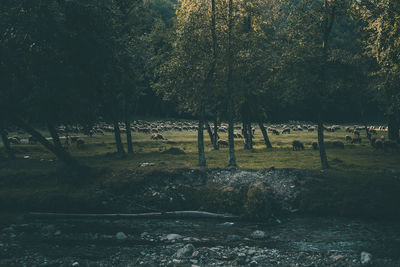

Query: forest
0,0,400,266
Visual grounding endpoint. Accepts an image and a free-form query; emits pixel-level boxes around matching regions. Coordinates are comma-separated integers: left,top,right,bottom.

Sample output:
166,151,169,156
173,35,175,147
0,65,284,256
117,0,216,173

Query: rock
226,235,241,241
251,230,265,239
41,225,56,234
166,234,183,241
115,232,128,240
176,244,195,258
361,251,372,265
72,262,79,266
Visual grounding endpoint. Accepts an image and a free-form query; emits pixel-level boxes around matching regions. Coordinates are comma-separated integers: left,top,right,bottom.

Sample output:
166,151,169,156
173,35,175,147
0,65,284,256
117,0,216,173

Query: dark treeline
0,0,399,169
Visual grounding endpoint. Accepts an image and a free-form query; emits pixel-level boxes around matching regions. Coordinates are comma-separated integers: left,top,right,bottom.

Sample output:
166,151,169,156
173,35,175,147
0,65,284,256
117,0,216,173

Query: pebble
115,232,127,240
176,244,195,258
166,233,183,240
226,235,241,241
251,230,265,239
361,251,372,265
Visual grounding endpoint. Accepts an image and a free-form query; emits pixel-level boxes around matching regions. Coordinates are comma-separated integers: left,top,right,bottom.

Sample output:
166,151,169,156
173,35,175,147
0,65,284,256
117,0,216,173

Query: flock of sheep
5,120,398,152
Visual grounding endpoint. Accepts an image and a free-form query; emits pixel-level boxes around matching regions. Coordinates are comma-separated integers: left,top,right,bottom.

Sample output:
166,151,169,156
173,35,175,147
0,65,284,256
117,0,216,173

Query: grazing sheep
312,141,318,150
383,140,398,152
292,140,304,150
282,128,291,134
272,129,280,135
28,136,37,144
332,141,345,149
71,136,79,143
308,127,315,132
345,135,352,142
151,133,165,140
217,139,229,147
233,132,243,139
351,137,362,144
76,138,85,148
374,139,384,149
353,130,360,137
8,137,20,145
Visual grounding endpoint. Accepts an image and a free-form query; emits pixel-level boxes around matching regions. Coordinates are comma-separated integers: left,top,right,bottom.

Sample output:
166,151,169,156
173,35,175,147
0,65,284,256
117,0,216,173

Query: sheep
28,136,37,144
353,130,360,137
282,128,291,134
272,129,280,135
332,141,345,149
8,137,20,145
292,140,304,150
345,135,352,142
151,133,165,140
383,140,398,152
312,141,318,150
374,139,384,149
308,127,315,132
76,138,85,148
233,132,243,139
217,139,229,147
71,136,79,143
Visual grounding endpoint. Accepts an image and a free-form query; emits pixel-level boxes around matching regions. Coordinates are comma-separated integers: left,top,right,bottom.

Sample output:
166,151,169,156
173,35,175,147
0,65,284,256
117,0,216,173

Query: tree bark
227,0,236,167
213,116,219,150
198,109,206,166
47,122,63,150
242,121,249,149
388,115,399,143
0,128,14,158
113,121,125,155
318,121,330,169
258,122,272,148
125,119,133,154
316,0,335,170
12,117,84,169
205,122,214,145
247,122,253,149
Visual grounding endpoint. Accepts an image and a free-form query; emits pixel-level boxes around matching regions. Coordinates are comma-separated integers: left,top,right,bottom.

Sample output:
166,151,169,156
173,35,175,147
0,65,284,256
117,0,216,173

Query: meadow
1,121,399,217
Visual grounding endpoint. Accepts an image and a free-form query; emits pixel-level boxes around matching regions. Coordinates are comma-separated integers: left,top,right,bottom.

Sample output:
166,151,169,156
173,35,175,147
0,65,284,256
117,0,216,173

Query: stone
176,244,195,258
361,251,372,265
72,262,79,266
166,234,183,241
115,232,127,240
226,235,241,241
251,230,265,239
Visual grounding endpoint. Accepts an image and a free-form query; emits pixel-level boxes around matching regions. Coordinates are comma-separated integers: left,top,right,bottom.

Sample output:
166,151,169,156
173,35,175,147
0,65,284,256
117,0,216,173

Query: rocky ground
1,169,400,266
1,214,400,266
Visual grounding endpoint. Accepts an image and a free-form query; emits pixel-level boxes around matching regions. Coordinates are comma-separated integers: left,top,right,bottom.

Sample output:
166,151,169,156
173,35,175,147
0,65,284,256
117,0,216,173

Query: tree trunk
12,117,84,169
258,122,272,148
205,122,214,145
113,121,125,155
198,110,206,166
247,122,253,149
388,115,399,143
125,119,133,154
213,116,219,150
318,121,330,169
47,122,63,150
0,128,14,158
243,121,249,149
227,0,236,167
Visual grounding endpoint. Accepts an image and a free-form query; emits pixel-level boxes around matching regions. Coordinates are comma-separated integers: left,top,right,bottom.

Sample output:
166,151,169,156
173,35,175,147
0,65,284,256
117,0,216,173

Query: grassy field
1,122,399,217
2,123,398,173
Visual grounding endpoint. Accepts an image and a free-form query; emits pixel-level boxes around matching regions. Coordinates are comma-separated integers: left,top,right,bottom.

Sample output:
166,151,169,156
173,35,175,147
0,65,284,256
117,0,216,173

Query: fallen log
27,211,240,220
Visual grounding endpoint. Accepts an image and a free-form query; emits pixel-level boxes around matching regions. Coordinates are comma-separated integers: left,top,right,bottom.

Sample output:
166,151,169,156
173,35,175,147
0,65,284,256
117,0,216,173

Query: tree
359,0,400,142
